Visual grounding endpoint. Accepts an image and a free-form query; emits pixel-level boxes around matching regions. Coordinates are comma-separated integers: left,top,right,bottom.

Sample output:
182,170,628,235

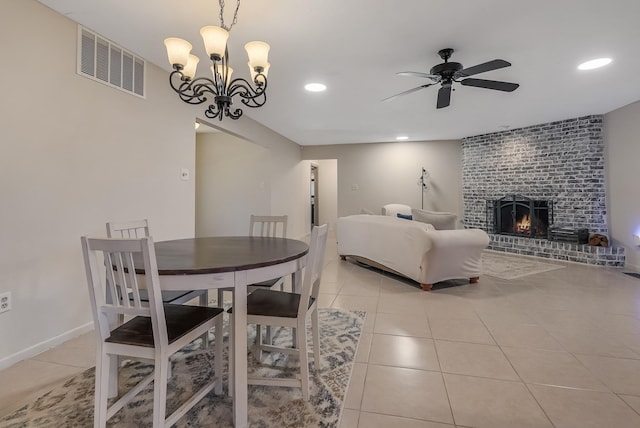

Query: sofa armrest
420,229,490,284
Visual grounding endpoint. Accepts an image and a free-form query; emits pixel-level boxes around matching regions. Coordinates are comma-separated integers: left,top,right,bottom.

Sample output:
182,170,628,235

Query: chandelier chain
219,0,241,31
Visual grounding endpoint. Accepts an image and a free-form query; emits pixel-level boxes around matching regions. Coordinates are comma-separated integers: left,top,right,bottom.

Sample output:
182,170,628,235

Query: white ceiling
39,0,640,146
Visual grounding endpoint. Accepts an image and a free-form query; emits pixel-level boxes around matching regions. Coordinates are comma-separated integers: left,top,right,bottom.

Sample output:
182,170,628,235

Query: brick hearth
488,234,625,267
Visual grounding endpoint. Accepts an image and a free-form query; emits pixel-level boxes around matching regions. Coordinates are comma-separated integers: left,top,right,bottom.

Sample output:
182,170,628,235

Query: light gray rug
482,251,566,280
0,308,364,428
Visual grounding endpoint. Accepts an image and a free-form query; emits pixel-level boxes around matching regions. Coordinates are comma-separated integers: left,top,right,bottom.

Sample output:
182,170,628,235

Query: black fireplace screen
486,195,553,238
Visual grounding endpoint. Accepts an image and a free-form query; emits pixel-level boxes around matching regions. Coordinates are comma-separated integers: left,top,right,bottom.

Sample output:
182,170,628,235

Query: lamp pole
419,167,429,209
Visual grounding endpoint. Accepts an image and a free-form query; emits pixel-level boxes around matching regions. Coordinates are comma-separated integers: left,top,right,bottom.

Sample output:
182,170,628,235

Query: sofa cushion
382,204,412,217
411,208,458,230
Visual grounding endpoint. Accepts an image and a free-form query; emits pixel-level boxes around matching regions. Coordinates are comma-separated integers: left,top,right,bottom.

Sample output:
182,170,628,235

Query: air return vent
78,26,145,97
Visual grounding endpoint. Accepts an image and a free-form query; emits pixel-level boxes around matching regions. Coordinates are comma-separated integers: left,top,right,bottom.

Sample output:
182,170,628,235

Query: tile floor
2,235,640,427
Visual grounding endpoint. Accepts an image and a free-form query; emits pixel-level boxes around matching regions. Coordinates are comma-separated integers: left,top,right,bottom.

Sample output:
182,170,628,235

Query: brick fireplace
462,115,625,266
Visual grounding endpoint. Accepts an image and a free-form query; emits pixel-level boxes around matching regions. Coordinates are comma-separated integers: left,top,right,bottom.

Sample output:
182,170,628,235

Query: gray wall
302,140,463,218
605,100,640,269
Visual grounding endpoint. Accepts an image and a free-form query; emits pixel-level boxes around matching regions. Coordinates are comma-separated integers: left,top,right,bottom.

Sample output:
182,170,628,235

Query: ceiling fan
383,48,519,109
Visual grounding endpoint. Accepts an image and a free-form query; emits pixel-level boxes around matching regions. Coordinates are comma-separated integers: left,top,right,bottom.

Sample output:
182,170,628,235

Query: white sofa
336,214,489,290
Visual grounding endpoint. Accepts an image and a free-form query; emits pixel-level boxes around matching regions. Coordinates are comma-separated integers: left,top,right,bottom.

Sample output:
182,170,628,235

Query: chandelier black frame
164,0,269,121
169,51,267,121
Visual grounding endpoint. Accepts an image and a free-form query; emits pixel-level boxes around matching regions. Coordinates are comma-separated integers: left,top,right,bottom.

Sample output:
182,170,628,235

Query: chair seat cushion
229,289,315,318
106,304,223,347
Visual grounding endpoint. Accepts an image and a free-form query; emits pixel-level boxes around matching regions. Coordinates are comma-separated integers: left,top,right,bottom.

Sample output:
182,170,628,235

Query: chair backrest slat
106,219,150,239
106,219,151,308
298,224,328,315
81,236,166,345
249,215,288,238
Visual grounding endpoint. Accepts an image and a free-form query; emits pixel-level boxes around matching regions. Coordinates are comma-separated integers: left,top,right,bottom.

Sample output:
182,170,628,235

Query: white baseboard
0,322,94,371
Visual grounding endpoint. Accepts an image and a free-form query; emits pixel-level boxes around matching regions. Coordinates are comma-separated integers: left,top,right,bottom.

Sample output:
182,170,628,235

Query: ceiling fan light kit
163,0,269,121
384,48,519,109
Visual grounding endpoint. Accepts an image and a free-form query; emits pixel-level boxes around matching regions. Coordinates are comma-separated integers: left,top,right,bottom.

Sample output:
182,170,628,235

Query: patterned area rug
0,308,364,428
482,251,566,280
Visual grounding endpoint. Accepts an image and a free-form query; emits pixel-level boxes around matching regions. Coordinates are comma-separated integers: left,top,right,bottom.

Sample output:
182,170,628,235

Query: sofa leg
421,283,433,291
340,255,346,261
469,276,480,284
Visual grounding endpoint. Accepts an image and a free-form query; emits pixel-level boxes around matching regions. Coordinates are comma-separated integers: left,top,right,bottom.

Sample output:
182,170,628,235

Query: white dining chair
107,219,208,306
81,236,224,427
229,224,328,400
217,215,288,343
247,215,289,292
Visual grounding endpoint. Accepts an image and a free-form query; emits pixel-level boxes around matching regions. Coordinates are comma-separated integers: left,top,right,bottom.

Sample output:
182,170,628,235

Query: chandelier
163,0,270,121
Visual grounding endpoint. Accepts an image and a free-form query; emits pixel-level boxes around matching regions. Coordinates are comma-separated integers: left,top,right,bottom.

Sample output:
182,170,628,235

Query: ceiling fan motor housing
430,62,463,82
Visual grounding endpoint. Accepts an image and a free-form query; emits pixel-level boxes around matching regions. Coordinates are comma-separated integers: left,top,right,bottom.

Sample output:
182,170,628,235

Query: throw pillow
411,208,458,230
396,213,413,220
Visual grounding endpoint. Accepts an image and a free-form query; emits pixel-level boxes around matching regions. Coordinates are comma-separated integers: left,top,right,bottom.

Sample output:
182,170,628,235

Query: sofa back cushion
411,208,458,230
382,204,412,217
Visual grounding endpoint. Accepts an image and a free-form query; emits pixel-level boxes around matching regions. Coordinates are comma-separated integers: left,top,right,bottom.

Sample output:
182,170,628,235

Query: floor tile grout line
431,332,458,427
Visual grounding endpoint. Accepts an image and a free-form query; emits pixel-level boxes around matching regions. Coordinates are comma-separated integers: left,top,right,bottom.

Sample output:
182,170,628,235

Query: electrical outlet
0,292,10,314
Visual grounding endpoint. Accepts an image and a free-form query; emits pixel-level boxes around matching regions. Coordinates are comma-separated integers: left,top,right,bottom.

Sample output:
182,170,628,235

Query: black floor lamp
419,167,430,209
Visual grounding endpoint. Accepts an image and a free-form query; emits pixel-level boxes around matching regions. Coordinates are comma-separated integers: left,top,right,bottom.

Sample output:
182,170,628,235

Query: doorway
310,164,319,229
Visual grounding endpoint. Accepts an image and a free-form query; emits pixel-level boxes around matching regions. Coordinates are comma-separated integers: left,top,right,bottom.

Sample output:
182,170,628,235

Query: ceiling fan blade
460,78,519,92
458,59,511,77
382,84,434,102
397,71,440,81
436,85,452,109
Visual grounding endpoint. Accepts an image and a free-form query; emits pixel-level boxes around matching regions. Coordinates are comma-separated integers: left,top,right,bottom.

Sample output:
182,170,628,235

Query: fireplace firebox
486,195,552,238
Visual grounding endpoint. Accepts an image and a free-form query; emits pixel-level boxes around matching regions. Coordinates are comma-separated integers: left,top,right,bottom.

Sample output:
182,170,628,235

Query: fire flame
517,214,530,232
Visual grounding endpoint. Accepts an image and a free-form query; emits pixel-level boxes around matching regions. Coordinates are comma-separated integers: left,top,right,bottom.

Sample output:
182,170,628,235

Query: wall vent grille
78,26,145,98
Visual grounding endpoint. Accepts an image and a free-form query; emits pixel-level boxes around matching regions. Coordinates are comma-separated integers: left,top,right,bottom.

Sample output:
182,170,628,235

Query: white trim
0,322,94,371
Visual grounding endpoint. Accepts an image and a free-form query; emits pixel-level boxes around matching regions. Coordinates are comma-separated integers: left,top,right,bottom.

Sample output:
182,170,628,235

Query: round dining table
125,236,309,428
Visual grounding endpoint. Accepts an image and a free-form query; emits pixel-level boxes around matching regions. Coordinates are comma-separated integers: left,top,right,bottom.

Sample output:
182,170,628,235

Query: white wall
195,132,271,236
604,100,640,270
0,0,199,367
301,140,463,218
315,159,338,229
199,120,309,239
0,0,308,368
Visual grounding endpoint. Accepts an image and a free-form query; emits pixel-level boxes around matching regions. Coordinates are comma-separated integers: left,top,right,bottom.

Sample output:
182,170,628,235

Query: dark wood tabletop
147,236,309,275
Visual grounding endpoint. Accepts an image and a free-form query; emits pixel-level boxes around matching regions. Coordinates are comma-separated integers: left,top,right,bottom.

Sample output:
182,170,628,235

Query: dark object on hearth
589,233,609,247
548,227,589,244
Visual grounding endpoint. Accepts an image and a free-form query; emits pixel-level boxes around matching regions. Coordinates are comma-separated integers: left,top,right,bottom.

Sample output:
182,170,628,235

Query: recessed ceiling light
395,136,409,141
577,58,612,70
305,83,327,92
